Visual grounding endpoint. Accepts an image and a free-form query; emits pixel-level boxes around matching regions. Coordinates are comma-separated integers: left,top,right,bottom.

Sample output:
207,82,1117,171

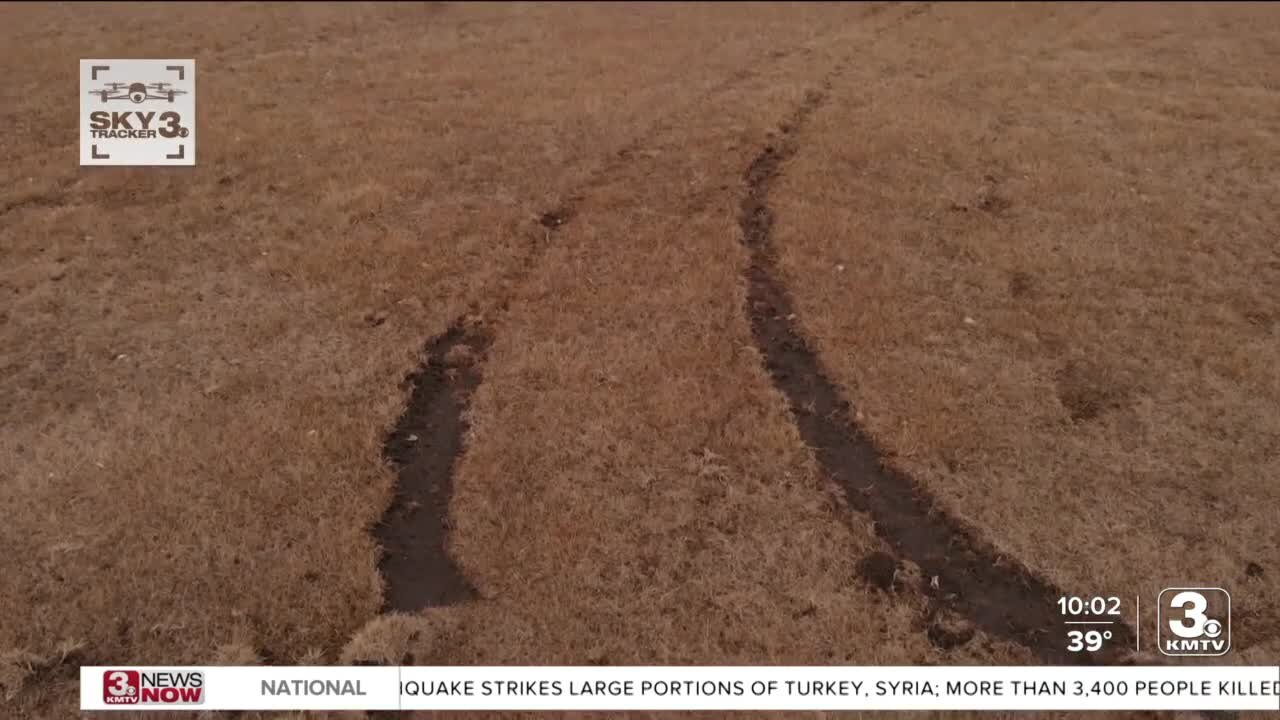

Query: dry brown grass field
1,2,1277,719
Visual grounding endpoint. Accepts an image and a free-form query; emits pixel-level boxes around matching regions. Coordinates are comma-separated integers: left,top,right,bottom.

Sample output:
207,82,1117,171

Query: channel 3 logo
1158,588,1230,656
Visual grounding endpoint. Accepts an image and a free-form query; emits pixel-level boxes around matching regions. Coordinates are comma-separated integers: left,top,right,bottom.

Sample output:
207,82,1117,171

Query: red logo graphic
102,669,204,705
103,670,140,704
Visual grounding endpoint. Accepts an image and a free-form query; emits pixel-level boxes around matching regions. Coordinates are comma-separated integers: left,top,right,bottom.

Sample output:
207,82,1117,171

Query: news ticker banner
82,666,1280,712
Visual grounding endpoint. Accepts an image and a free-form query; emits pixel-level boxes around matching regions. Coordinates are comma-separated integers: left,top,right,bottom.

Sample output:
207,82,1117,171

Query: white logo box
79,59,195,166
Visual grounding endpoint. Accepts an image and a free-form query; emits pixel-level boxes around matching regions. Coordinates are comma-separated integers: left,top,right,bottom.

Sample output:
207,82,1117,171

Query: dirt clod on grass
927,611,977,651
340,612,464,668
857,551,899,593
537,208,574,229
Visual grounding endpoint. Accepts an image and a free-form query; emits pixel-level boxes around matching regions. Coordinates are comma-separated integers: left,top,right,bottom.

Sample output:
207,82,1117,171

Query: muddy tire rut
375,323,491,611
736,61,1136,665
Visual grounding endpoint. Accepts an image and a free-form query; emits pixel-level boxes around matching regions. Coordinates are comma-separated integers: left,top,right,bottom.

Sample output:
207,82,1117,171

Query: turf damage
376,321,491,612
737,83,1134,665
369,50,770,613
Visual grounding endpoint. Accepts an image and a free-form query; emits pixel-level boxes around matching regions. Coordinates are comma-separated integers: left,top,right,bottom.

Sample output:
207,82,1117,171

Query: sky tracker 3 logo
79,59,195,165
88,107,189,140
87,79,189,140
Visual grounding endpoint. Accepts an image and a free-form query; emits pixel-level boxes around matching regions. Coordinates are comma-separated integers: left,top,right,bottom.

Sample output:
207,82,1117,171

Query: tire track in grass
735,33,1137,666
370,15,881,611
376,322,490,611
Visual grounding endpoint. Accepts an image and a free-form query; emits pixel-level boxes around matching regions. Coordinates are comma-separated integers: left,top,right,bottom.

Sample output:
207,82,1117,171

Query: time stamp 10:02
1058,595,1126,653
1059,589,1233,657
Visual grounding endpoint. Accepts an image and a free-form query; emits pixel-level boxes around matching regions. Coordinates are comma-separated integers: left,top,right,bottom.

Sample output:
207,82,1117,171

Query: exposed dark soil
1055,360,1132,423
376,322,491,612
856,550,899,593
538,207,573,229
737,81,1135,666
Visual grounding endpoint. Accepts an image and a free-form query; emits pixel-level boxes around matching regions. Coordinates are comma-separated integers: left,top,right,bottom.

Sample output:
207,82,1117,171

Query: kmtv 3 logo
103,669,204,705
1158,588,1230,656
79,59,195,166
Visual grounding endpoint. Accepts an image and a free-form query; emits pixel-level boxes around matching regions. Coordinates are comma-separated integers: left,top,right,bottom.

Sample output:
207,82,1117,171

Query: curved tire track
735,8,1137,665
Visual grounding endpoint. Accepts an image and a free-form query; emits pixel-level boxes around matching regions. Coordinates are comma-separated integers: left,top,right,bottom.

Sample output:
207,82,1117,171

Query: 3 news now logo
1158,587,1231,657
102,669,205,705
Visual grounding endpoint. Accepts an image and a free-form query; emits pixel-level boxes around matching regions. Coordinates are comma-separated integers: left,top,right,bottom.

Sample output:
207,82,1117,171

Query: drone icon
89,81,187,104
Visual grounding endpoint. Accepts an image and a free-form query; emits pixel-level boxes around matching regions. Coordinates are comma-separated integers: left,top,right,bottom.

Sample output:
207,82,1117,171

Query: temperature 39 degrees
1058,595,1122,654
1067,629,1113,652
